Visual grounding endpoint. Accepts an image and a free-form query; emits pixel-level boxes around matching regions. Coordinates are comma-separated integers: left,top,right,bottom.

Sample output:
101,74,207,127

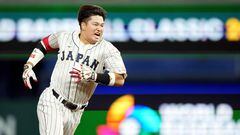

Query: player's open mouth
94,33,100,37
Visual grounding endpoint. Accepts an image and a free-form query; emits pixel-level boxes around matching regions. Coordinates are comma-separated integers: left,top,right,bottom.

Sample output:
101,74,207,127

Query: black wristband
95,73,110,85
36,42,47,55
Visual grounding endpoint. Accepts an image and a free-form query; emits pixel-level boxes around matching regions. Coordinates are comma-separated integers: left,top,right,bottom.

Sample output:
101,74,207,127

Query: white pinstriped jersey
41,31,127,104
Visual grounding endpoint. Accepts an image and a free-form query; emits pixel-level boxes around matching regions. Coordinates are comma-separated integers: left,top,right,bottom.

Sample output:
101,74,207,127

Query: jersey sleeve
104,43,127,79
40,32,61,51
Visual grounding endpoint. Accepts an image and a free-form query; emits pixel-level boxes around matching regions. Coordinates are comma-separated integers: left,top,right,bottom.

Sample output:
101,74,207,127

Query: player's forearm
25,43,46,68
113,73,125,86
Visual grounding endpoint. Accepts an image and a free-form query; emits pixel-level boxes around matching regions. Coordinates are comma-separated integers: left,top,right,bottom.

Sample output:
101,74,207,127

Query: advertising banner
0,5,240,53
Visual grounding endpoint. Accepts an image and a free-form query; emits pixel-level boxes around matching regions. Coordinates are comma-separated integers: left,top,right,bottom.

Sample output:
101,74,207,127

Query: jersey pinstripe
37,30,126,135
42,30,127,104
37,88,83,135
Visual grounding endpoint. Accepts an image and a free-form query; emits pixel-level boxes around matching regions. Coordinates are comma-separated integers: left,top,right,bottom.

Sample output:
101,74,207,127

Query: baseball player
22,5,127,135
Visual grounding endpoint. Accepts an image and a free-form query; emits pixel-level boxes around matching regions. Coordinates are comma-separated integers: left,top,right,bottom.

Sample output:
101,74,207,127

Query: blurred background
0,0,240,135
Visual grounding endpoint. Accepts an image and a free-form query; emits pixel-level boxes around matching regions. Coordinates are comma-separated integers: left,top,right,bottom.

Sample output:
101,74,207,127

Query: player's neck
79,34,89,45
79,33,96,45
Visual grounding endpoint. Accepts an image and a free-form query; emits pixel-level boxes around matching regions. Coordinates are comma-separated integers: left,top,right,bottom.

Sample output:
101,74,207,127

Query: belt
52,89,87,111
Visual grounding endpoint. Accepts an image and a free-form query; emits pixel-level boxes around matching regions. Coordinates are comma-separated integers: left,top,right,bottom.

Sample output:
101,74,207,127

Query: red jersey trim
42,35,54,51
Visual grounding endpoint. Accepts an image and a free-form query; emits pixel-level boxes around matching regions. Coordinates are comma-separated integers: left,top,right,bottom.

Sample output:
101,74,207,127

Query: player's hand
69,64,97,83
22,64,38,89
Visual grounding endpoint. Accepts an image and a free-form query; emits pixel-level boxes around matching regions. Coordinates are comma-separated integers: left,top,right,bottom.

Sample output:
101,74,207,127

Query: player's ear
81,22,87,31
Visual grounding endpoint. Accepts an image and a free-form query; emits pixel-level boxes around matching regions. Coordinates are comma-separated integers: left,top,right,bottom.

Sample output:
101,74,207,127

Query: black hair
78,5,107,25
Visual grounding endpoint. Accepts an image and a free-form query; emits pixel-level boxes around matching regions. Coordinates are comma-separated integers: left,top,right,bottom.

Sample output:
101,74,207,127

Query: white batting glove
22,64,38,89
69,64,97,83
